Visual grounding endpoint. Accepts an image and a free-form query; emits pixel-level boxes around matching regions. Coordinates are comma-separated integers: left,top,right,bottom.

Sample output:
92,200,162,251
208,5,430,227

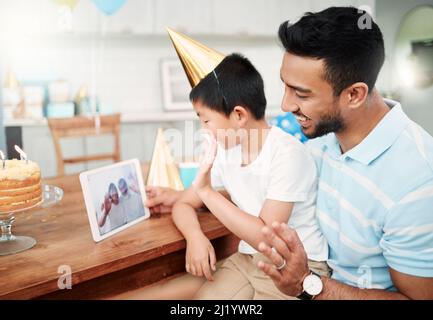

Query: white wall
0,36,285,116
0,0,376,120
375,0,433,134
0,0,291,119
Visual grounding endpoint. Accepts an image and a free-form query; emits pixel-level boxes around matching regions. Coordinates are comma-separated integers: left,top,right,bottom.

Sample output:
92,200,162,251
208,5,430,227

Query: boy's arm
195,188,294,252
172,187,222,280
192,133,296,251
172,187,206,240
145,186,184,214
172,187,231,238
145,185,230,214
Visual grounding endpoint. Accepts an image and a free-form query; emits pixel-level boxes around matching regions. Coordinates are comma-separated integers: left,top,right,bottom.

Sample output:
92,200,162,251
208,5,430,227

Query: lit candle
14,145,28,164
0,150,5,169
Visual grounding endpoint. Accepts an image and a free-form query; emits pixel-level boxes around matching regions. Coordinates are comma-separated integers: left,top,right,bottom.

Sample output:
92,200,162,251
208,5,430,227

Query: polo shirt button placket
331,158,342,189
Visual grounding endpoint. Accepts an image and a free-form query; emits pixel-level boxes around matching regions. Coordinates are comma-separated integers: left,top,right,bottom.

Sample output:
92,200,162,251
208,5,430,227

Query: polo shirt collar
326,99,410,165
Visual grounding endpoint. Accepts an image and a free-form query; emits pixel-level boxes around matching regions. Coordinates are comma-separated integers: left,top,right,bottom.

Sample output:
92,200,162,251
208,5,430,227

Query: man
255,7,433,300
146,7,433,299
118,178,145,222
99,183,127,230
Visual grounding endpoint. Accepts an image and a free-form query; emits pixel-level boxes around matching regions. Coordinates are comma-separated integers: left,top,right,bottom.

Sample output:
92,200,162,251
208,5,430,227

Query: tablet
79,159,150,242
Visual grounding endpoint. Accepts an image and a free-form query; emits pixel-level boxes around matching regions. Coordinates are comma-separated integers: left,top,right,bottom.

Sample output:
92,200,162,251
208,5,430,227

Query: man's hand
192,133,217,195
257,221,310,297
185,231,217,281
145,186,182,214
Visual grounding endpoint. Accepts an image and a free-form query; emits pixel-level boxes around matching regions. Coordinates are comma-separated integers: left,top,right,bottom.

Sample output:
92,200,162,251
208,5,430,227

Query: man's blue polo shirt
307,99,433,290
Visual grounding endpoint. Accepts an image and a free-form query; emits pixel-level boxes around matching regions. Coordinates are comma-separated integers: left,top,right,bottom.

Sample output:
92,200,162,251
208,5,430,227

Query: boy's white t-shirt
211,126,328,262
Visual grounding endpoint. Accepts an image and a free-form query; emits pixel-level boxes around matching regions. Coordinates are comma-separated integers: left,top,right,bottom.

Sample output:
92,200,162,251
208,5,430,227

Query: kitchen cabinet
211,0,312,36
0,0,375,38
211,0,270,36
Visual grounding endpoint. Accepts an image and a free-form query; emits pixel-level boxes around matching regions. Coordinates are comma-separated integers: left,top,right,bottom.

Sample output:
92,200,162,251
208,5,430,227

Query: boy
172,53,329,299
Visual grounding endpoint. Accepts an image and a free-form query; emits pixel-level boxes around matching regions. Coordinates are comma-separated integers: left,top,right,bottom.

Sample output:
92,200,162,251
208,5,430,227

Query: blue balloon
270,112,308,143
92,0,126,16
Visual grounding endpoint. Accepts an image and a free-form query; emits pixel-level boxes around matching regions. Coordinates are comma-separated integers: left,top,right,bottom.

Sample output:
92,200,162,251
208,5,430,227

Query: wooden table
0,165,238,300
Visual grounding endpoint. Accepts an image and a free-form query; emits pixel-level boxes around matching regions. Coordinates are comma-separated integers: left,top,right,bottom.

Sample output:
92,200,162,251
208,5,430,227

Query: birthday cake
0,159,42,212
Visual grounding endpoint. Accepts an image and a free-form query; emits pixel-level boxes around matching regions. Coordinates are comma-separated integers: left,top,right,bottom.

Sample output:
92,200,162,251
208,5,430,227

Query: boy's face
193,101,241,149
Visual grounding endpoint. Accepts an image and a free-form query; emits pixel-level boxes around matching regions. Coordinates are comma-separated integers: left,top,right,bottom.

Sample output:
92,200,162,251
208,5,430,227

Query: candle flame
14,145,27,160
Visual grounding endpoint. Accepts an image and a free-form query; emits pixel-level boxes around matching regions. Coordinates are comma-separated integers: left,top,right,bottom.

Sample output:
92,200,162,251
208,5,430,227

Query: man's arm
315,268,433,300
256,222,433,300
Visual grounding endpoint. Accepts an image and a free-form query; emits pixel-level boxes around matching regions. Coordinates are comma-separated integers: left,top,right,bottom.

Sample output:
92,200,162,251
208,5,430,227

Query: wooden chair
48,114,121,176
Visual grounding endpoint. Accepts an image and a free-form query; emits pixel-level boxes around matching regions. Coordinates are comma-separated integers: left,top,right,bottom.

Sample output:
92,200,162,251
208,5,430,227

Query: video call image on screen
87,163,146,235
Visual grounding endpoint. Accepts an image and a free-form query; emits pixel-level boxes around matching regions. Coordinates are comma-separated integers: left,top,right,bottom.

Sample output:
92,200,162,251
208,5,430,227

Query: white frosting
0,159,40,181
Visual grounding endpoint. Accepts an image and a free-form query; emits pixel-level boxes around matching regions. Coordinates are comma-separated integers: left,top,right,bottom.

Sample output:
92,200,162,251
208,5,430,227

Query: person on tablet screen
118,178,145,222
98,183,127,230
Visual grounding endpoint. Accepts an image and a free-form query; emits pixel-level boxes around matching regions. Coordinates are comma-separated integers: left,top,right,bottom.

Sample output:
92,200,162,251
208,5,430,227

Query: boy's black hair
278,6,385,96
189,53,267,120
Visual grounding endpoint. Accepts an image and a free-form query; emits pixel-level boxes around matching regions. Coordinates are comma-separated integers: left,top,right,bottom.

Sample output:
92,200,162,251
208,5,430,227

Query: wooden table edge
0,225,232,300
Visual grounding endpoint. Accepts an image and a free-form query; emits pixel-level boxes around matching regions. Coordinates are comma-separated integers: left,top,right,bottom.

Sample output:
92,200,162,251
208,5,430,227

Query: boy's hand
145,186,182,214
192,133,218,195
185,232,217,281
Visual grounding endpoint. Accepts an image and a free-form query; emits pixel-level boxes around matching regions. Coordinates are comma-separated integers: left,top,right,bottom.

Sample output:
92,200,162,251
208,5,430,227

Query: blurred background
0,0,432,178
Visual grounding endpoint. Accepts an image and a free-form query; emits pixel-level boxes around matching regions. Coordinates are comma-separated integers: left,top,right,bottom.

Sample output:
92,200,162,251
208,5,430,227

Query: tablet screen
80,159,150,242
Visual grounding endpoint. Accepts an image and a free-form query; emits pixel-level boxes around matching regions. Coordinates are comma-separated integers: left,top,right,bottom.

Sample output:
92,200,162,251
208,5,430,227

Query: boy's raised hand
185,232,217,281
192,133,218,194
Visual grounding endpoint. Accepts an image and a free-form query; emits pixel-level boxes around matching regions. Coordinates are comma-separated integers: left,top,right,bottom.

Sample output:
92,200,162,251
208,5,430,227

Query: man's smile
293,112,312,128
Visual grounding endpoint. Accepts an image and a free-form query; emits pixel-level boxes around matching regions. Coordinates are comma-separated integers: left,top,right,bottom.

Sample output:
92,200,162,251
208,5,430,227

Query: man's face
119,182,128,196
280,52,346,139
109,190,119,205
193,101,241,149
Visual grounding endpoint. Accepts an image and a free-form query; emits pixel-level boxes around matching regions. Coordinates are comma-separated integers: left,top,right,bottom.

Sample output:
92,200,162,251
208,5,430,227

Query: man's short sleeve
380,183,433,277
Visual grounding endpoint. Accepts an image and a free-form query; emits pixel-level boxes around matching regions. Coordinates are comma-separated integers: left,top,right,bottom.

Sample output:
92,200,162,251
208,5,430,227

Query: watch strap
296,270,322,301
296,290,314,300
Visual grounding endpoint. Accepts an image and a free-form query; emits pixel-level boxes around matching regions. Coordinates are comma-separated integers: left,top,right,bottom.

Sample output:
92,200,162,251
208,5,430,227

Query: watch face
303,274,323,296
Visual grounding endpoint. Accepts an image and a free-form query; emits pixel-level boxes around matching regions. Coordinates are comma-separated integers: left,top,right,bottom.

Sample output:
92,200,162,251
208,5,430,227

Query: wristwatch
297,270,323,300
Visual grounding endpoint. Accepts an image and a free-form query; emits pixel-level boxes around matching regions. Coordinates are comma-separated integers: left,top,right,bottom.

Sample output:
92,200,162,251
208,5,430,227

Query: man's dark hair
278,6,385,96
190,53,267,120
